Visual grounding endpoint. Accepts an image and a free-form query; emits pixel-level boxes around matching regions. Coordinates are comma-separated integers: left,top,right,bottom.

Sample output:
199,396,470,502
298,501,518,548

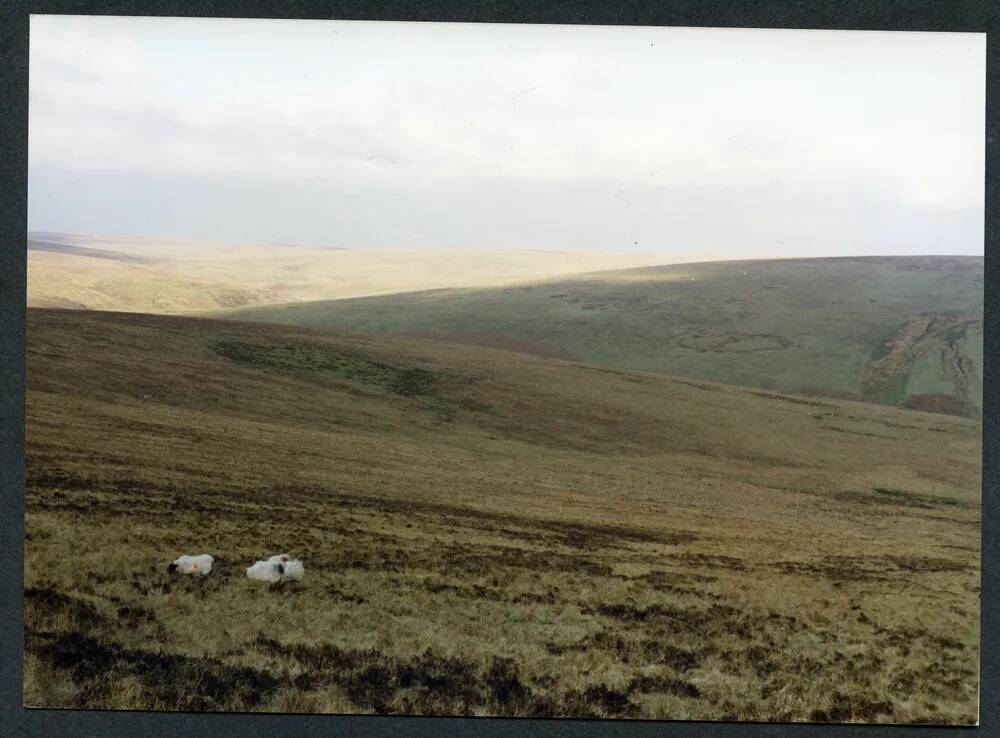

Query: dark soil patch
251,635,665,717
278,485,692,551
253,637,540,716
545,627,707,672
810,691,894,723
641,642,706,671
774,554,970,583
587,602,702,624
568,685,639,716
629,674,702,698
440,544,613,578
662,552,747,571
25,587,104,627
637,569,718,586
422,579,503,602
824,487,970,511
744,645,780,677
886,555,971,574
116,605,157,628
584,602,751,637
28,629,281,710
774,557,890,583
877,488,964,509
323,584,367,605
631,569,717,598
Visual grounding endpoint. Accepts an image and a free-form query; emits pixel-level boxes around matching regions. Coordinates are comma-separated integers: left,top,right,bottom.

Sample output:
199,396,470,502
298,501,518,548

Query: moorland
24,308,981,722
229,256,984,418
27,233,679,313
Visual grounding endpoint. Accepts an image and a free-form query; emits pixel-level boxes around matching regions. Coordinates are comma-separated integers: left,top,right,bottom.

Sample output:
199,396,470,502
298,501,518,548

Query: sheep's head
167,562,178,574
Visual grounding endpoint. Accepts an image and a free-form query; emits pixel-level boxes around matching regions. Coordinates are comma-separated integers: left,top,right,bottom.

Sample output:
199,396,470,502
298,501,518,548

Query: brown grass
24,308,981,722
27,234,683,313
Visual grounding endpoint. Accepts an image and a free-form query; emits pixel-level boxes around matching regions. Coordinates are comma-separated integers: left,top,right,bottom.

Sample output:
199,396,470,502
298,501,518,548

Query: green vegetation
209,339,438,397
26,309,980,722
226,256,983,416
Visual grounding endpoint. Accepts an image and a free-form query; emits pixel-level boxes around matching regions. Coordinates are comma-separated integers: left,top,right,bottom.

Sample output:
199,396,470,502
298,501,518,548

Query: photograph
24,15,984,724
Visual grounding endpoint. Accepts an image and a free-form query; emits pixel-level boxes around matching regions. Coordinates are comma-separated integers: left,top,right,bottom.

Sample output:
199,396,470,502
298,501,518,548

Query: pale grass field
24,309,980,722
27,233,703,313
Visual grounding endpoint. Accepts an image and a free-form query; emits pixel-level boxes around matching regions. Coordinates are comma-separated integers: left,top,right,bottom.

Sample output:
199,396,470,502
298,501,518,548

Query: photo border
1,1,995,736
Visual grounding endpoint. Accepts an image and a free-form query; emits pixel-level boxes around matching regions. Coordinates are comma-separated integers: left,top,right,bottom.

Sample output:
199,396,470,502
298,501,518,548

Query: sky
28,16,985,256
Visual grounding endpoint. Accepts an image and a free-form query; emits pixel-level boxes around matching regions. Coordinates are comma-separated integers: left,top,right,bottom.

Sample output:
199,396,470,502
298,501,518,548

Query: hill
25,308,980,721
226,256,984,417
27,232,685,314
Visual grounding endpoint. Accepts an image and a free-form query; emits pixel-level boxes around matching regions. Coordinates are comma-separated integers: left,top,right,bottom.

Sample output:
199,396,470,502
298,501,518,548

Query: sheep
245,554,304,583
168,554,214,576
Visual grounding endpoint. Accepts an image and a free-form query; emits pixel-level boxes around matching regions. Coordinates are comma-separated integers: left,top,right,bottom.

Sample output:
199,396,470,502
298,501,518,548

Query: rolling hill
25,308,980,721
226,256,984,417
27,232,686,314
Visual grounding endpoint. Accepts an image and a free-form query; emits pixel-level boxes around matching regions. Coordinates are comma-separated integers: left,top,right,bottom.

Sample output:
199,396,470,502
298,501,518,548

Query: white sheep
245,554,304,583
168,554,214,576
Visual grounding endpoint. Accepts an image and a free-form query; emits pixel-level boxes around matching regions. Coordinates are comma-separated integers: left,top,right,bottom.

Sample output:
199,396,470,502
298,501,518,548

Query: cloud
27,17,985,254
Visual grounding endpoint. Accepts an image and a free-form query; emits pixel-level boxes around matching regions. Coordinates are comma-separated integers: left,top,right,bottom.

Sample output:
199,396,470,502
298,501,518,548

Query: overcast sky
28,16,985,256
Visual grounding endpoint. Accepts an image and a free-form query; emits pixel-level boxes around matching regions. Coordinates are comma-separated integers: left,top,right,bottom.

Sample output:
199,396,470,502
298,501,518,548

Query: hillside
226,256,984,417
25,309,980,721
27,232,684,314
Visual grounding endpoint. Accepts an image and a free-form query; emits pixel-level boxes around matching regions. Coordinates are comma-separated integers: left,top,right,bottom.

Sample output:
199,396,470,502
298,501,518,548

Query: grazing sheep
245,554,304,583
168,554,214,576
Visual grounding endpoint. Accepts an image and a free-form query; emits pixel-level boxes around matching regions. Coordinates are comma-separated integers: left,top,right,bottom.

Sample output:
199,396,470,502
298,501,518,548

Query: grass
225,256,983,417
24,308,981,722
27,233,677,313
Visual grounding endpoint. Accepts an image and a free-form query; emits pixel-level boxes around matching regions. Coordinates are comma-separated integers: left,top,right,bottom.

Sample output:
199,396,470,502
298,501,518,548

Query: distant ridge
27,234,682,315
27,231,350,251
225,255,984,418
28,239,153,264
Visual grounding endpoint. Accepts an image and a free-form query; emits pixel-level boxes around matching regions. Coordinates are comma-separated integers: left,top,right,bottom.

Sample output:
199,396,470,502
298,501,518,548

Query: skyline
29,17,985,256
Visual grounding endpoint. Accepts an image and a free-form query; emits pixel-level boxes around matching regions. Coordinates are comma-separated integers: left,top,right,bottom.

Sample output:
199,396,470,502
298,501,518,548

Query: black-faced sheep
245,554,304,583
168,554,214,575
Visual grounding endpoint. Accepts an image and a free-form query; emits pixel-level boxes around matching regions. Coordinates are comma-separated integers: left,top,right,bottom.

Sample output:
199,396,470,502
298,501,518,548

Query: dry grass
24,309,980,722
27,233,687,313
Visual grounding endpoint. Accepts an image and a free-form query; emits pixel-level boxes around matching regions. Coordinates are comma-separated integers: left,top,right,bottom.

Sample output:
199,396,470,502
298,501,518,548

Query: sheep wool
246,554,304,583
168,554,214,575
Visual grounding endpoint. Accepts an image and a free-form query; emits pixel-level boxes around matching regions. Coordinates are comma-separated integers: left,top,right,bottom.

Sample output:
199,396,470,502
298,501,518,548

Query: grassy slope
27,233,681,314
227,256,984,416
25,309,981,721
